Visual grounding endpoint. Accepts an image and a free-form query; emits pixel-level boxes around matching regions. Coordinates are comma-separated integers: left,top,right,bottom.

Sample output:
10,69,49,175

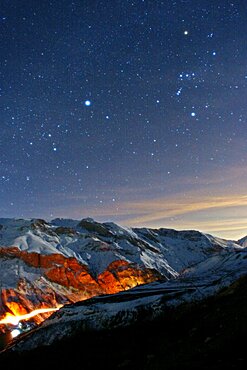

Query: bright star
184,30,189,35
84,100,91,106
191,112,196,117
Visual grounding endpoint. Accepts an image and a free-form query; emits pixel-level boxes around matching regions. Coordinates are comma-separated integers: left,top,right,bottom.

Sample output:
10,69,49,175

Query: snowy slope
238,235,247,247
0,217,246,352
8,246,247,353
0,217,242,278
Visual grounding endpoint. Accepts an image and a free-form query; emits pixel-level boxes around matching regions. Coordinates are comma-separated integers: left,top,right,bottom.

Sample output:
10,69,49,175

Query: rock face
4,275,247,370
0,250,160,333
97,260,157,294
0,217,242,333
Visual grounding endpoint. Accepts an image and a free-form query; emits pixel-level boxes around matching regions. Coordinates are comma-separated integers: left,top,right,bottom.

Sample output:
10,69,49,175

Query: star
1,0,246,242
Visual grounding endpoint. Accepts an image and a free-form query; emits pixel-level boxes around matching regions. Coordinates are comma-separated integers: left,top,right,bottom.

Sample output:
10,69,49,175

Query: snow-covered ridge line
8,245,247,353
0,217,244,280
0,217,246,352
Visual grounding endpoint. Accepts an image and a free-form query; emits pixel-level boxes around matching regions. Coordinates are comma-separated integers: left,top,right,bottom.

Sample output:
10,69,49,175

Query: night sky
1,0,247,239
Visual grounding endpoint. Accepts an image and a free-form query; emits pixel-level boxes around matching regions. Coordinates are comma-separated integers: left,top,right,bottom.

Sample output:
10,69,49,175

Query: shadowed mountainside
1,274,247,369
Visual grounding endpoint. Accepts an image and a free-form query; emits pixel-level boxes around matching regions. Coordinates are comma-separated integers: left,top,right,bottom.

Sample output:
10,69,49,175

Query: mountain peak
238,235,247,247
1,216,247,356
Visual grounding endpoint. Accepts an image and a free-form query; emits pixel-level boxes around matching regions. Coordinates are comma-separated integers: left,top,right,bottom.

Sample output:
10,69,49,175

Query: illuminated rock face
0,217,235,333
0,247,161,332
1,282,61,328
98,260,157,294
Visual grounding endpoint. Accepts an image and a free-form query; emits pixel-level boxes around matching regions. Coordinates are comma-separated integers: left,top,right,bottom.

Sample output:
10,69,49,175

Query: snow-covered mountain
238,235,247,247
0,217,246,351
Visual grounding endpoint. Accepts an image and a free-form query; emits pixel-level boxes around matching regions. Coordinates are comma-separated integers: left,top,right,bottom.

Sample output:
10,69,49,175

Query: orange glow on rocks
98,260,158,294
0,247,161,333
0,306,61,326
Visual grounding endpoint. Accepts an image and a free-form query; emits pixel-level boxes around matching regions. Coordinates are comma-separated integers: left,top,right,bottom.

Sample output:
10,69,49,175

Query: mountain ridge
0,217,247,359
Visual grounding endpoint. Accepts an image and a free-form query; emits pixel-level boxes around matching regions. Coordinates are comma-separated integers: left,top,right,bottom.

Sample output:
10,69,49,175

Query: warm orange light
0,256,160,335
0,306,62,326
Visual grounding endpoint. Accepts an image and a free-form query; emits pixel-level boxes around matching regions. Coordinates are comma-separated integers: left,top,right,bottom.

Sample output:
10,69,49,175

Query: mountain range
0,217,247,368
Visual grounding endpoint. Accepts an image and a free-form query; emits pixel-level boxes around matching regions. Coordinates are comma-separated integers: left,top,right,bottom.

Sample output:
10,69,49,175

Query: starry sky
1,0,247,239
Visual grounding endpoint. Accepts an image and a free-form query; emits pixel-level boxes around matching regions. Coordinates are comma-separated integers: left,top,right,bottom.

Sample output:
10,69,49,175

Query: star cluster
1,0,247,238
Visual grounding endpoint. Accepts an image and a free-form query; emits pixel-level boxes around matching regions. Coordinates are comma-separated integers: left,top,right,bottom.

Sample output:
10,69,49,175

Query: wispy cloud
49,163,247,239
118,194,247,225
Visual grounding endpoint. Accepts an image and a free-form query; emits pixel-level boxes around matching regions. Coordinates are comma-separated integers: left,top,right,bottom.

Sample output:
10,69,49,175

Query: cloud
50,163,247,239
117,193,247,225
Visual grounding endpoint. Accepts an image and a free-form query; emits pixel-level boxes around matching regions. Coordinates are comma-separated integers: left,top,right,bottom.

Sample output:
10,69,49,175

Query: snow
11,232,61,255
238,235,247,248
50,218,80,228
1,217,246,277
11,246,247,353
1,217,247,353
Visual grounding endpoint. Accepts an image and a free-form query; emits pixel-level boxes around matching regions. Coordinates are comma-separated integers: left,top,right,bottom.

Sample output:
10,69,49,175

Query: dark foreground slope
1,275,247,370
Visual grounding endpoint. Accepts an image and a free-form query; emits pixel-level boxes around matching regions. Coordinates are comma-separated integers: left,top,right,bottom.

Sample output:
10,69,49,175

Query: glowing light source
11,329,21,338
84,100,91,106
0,306,61,326
0,314,19,326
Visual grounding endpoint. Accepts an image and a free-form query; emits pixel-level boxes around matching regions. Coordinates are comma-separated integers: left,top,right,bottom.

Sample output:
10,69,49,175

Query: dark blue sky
1,0,247,239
